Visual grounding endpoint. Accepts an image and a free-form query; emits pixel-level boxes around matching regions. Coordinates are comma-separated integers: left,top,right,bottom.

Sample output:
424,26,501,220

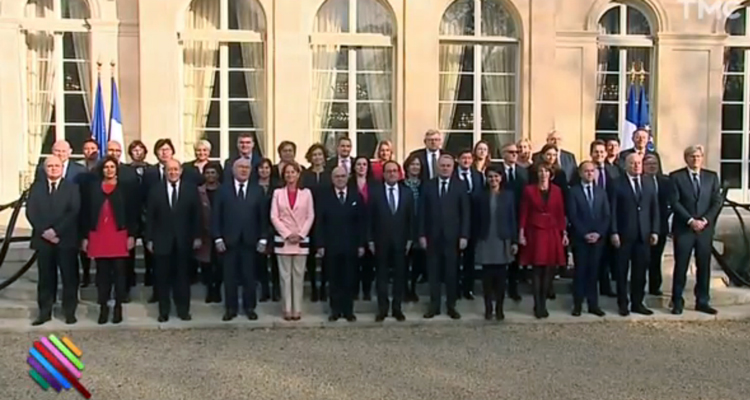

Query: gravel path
0,321,748,400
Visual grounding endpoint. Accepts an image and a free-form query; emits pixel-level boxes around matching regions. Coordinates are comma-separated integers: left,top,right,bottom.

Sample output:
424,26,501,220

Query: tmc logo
677,0,743,20
27,334,91,398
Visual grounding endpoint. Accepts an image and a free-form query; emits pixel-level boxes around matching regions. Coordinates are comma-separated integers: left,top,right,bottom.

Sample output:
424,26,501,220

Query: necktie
462,172,471,192
238,183,245,200
430,152,438,179
342,159,350,174
440,180,447,197
338,190,346,204
508,167,515,183
692,173,701,197
598,166,605,188
654,176,659,195
170,182,178,208
160,167,165,182
632,177,642,200
586,185,594,209
388,187,397,214
49,181,57,195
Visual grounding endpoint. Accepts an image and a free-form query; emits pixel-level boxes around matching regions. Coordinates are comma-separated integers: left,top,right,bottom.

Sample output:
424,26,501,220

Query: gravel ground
0,321,748,400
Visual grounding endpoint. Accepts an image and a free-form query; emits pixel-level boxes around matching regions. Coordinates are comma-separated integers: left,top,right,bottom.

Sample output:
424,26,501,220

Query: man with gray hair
618,128,662,172
532,130,578,184
407,129,444,181
668,144,722,315
34,139,86,183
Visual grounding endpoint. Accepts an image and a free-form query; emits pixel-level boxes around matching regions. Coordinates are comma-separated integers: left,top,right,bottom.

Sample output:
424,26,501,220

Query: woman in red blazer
518,164,568,319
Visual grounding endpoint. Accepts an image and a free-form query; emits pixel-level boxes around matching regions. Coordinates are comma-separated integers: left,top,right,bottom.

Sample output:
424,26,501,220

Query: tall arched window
24,0,91,164
181,0,266,160
439,0,518,159
722,7,750,201
311,0,395,157
595,2,653,146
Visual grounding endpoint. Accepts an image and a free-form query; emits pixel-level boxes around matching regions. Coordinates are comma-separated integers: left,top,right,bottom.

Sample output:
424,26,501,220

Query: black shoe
484,310,493,320
222,312,237,321
328,314,340,322
600,288,617,298
547,292,556,300
375,313,386,322
447,309,461,320
345,314,356,322
649,289,663,296
589,307,606,317
509,292,522,302
80,273,90,288
618,306,630,316
205,295,213,304
393,312,405,322
533,308,544,319
541,308,549,318
123,294,131,304
496,310,505,320
98,306,109,325
178,313,192,321
363,293,372,301
464,292,475,300
246,310,258,320
157,315,169,322
572,304,582,317
259,295,270,303
631,305,653,315
112,306,123,324
696,304,718,315
320,288,328,302
671,306,683,315
311,291,319,303
65,315,77,325
32,315,51,326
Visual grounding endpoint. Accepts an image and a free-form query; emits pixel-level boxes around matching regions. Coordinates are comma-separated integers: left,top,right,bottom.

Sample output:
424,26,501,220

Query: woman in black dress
257,158,281,302
300,143,330,301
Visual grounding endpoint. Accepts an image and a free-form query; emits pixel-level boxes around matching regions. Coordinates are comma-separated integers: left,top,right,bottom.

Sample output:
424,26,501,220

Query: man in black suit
212,158,268,321
610,153,660,316
532,130,577,183
34,140,87,184
567,161,610,317
76,139,100,288
605,138,620,166
145,159,202,322
590,140,619,297
669,145,723,315
26,156,81,326
316,166,366,322
368,161,415,321
222,132,261,183
454,149,483,300
500,142,528,301
418,154,470,319
324,136,356,175
618,129,662,173
644,154,672,296
406,129,444,182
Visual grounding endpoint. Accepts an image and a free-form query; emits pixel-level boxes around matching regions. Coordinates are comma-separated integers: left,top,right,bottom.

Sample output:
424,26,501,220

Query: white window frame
722,9,750,202
21,0,92,158
179,0,266,161
310,0,395,157
595,3,654,142
438,0,520,159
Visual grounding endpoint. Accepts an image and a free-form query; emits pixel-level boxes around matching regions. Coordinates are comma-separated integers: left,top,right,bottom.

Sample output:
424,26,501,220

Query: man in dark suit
406,129,444,182
669,145,723,315
324,136,355,176
368,161,415,321
532,130,577,183
418,154,470,319
34,140,87,184
316,166,366,322
567,161,610,317
26,156,81,326
222,132,262,183
644,154,672,296
605,138,620,166
76,139,100,289
145,159,202,322
610,153,660,316
454,150,483,300
618,129,662,173
500,142,529,301
590,140,619,297
212,158,268,321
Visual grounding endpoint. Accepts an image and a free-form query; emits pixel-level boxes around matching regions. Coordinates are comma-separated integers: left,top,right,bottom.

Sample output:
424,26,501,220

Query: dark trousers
201,248,223,299
458,239,476,295
482,264,507,312
326,252,355,317
507,261,522,296
532,266,555,313
573,242,604,308
95,258,127,305
154,245,191,317
78,251,91,283
307,251,327,299
649,232,667,293
672,231,713,306
37,247,77,318
354,249,374,297
375,243,406,315
599,243,617,293
223,245,257,313
256,252,279,299
616,238,649,308
127,248,137,288
426,241,459,312
407,247,426,294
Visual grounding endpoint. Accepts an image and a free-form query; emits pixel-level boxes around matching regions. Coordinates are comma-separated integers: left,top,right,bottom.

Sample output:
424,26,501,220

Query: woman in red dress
518,164,568,319
81,156,137,325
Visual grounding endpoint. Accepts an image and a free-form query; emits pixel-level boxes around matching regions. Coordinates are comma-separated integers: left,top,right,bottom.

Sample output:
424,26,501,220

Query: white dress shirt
335,186,348,201
438,177,450,194
458,168,473,192
582,182,594,204
48,178,61,193
61,160,69,178
167,179,180,207
234,179,248,197
626,173,641,194
385,183,399,211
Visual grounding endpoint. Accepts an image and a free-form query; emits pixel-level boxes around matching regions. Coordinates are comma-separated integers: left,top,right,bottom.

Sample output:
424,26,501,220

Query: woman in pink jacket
270,162,315,321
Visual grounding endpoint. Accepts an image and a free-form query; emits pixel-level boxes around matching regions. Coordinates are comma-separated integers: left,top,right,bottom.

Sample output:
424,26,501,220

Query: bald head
45,156,63,180
51,140,72,162
625,152,643,176
107,140,123,160
331,166,348,189
233,157,252,182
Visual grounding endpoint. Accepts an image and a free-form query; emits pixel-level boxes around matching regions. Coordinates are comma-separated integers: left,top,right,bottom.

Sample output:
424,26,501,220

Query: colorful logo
27,334,91,399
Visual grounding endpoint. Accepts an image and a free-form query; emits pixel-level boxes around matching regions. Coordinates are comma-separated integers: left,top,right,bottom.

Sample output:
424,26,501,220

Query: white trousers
277,255,306,314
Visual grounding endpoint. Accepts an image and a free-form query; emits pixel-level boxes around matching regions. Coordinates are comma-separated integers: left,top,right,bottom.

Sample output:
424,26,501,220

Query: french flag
108,76,125,162
621,84,638,150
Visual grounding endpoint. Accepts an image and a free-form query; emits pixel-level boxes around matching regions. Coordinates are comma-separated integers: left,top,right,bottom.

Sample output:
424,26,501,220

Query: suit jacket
26,178,81,250
195,185,213,263
474,189,518,242
211,180,269,248
618,148,663,173
454,167,484,236
145,180,202,255
270,187,315,255
418,177,470,243
532,149,577,183
610,174,660,242
572,162,619,198
500,162,529,208
80,179,139,238
669,168,723,235
35,160,87,185
142,164,203,197
368,182,415,249
407,148,445,182
315,187,367,255
566,183,611,245
222,155,261,183
324,156,356,175
183,160,223,185
648,173,673,236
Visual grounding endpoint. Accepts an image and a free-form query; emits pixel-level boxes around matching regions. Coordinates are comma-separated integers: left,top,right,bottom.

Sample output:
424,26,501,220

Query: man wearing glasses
500,143,528,302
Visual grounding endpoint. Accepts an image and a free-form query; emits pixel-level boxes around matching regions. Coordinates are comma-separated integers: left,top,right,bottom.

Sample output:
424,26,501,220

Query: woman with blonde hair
517,138,533,168
371,139,403,181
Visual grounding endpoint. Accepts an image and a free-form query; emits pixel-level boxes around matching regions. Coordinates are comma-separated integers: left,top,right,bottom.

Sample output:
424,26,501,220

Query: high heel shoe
97,306,109,325
112,304,123,324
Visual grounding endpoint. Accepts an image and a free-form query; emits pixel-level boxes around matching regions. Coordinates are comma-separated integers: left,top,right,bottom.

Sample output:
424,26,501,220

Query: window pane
445,132,473,156
356,131,382,157
597,46,620,72
724,75,744,102
357,73,391,100
725,48,745,73
482,45,516,73
726,9,746,35
229,0,266,32
626,48,650,73
203,100,220,128
626,6,651,35
229,71,249,98
481,0,516,37
357,48,392,72
481,104,514,131
357,0,393,35
356,103,392,130
439,74,473,101
64,94,89,123
598,7,620,35
596,104,619,131
481,76,515,102
597,73,619,101
62,32,88,60
228,42,264,69
63,62,85,91
721,163,741,188
722,133,743,160
314,0,350,33
318,131,348,156
41,125,55,155
317,101,349,130
199,130,221,158
439,45,474,73
229,101,255,128
66,125,90,155
440,103,474,131
481,133,515,159
440,0,474,36
62,0,90,19
722,104,744,131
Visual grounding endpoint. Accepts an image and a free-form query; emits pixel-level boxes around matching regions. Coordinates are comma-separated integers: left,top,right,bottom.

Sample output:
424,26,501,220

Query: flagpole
109,60,115,138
